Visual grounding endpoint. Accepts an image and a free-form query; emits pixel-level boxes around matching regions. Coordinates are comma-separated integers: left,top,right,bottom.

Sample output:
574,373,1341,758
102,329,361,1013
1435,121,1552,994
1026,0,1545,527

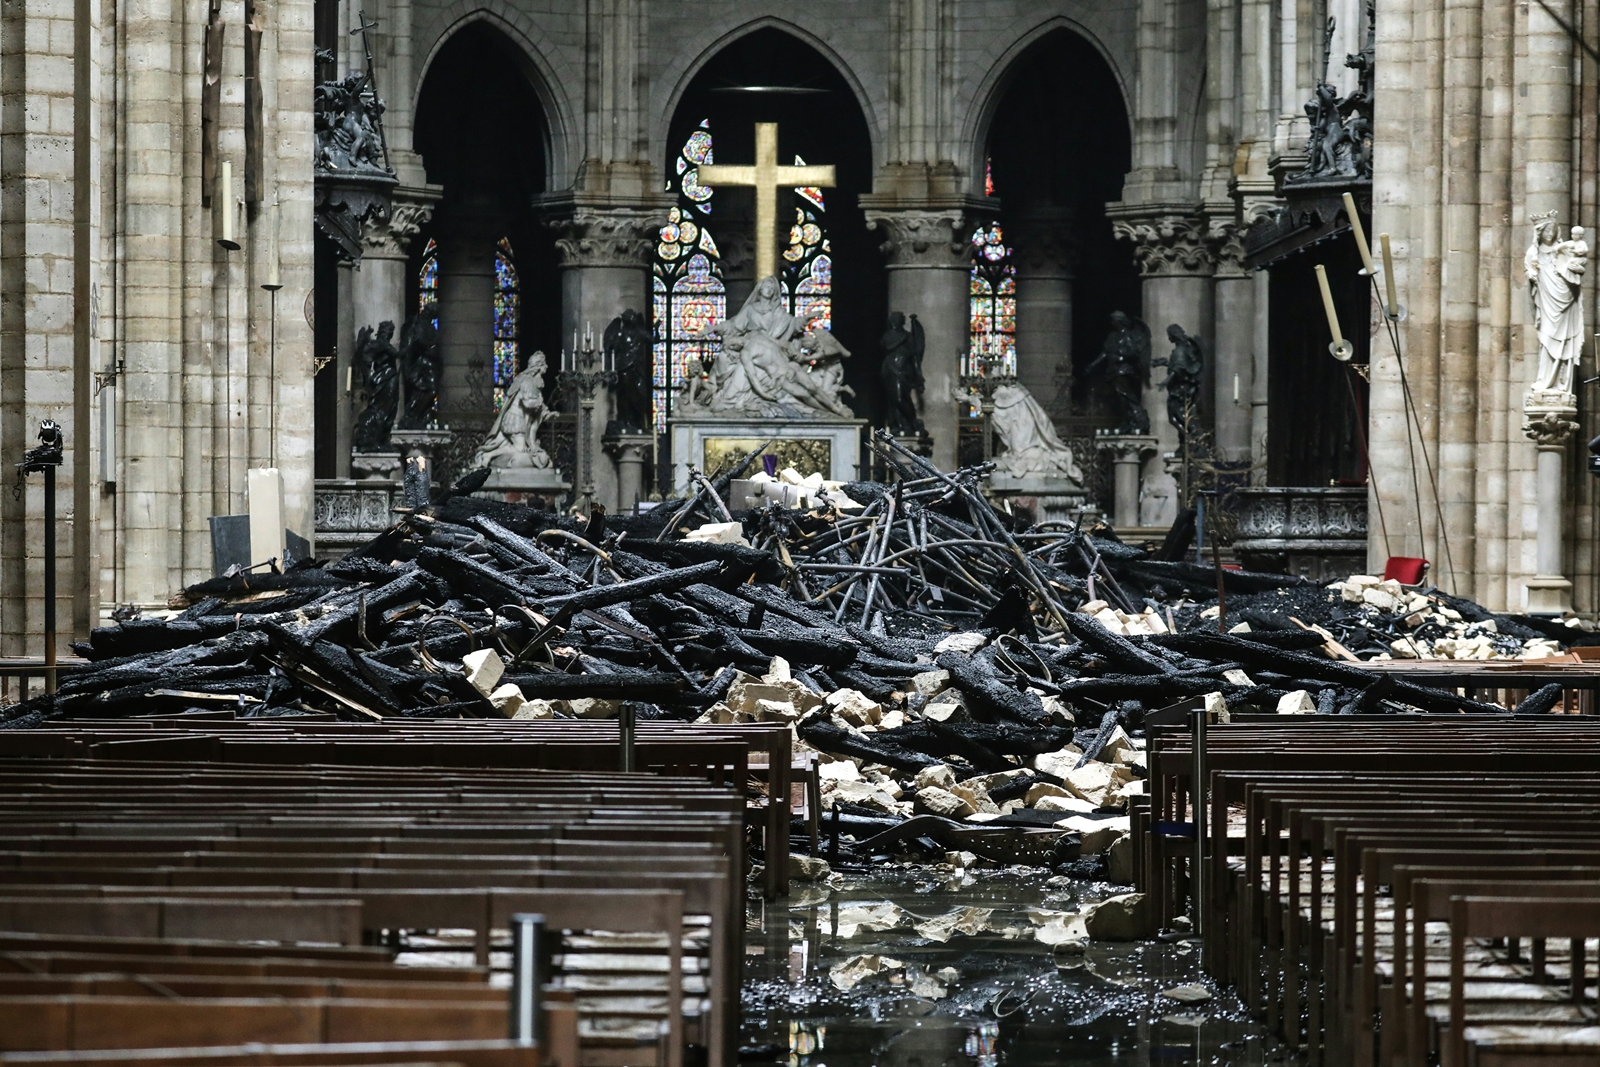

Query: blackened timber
540,562,723,618
1060,612,1180,676
506,671,687,701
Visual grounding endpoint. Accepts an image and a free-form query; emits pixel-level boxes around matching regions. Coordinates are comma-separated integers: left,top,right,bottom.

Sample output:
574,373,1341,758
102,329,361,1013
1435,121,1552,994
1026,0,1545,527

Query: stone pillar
546,205,662,510
1522,403,1578,614
606,433,653,512
1100,435,1159,528
353,191,438,342
864,209,973,472
1011,210,1076,412
1208,218,1253,463
1109,211,1214,526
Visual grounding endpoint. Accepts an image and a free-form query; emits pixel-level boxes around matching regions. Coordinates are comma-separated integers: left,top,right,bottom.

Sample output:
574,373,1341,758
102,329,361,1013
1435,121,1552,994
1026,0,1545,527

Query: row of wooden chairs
1134,717,1600,1067
0,729,753,1067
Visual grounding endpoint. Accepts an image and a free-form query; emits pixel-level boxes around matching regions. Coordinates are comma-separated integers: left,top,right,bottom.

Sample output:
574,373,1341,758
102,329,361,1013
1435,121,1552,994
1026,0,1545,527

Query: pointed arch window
782,158,831,331
653,119,726,433
493,238,519,409
969,222,1016,376
418,238,440,330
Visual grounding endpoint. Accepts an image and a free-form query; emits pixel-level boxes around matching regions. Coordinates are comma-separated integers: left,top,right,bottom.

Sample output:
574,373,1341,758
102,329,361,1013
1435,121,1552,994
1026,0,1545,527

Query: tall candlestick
216,161,239,250
1314,264,1343,345
261,199,282,291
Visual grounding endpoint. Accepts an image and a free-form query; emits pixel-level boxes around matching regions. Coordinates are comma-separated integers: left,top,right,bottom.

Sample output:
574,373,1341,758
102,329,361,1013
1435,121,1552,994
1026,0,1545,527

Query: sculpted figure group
679,275,854,419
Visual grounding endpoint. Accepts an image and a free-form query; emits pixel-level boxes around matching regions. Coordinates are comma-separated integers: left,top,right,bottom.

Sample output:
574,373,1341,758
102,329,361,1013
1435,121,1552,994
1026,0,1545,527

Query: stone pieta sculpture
1525,215,1587,400
988,383,1084,484
679,275,854,419
471,351,553,470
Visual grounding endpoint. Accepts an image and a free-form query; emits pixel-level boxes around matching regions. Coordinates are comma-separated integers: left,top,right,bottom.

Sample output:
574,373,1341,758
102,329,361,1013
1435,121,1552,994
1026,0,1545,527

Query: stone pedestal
667,417,865,495
480,466,570,508
1522,398,1579,614
605,432,655,511
863,208,980,472
391,427,454,489
351,451,403,482
1095,434,1159,528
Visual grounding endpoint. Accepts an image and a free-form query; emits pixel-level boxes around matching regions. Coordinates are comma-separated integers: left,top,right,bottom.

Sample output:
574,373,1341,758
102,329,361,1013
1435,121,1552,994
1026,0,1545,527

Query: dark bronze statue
1153,323,1204,438
396,309,441,429
880,311,925,436
352,321,400,451
604,308,654,434
313,71,389,176
1084,311,1151,435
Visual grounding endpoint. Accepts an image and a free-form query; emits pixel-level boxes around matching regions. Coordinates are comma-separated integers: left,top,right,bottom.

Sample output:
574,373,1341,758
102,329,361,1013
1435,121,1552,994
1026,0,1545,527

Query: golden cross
697,122,835,282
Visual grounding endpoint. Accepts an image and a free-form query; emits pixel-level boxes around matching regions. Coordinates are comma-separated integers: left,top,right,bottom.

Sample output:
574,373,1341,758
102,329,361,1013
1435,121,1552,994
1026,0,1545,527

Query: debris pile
1,437,1576,877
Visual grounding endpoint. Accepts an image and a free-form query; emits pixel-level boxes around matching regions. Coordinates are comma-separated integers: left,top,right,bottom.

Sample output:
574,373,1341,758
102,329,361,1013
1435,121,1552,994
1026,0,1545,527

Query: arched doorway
655,27,880,487
412,23,560,476
980,29,1135,440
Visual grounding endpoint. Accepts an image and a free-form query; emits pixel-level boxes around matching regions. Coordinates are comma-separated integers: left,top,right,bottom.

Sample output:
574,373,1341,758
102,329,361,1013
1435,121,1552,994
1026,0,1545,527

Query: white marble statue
471,351,553,470
680,275,854,419
988,382,1084,484
1525,215,1588,399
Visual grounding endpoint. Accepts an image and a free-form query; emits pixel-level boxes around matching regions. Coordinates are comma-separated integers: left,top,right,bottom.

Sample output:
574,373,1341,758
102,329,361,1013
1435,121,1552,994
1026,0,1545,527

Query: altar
667,416,865,494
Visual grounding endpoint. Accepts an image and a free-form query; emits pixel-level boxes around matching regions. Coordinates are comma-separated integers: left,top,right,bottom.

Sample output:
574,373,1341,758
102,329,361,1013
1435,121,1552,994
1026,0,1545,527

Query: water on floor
740,864,1282,1066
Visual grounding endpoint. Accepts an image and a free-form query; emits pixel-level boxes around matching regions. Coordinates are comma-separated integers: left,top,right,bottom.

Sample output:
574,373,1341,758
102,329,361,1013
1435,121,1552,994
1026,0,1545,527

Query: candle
1314,263,1344,345
1233,373,1240,403
1342,191,1377,277
216,160,239,250
1380,233,1399,319
262,199,282,291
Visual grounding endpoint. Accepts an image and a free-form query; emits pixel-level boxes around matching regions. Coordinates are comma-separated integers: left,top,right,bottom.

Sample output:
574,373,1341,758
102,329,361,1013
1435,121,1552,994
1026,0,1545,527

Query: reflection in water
743,866,1279,1066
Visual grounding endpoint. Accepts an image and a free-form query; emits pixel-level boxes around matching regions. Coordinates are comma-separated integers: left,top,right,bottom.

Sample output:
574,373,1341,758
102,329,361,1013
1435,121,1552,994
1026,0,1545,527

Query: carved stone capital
546,207,664,269
1523,393,1580,447
1095,433,1160,463
1009,213,1079,276
1207,218,1248,277
1110,214,1213,277
359,193,437,259
863,209,974,268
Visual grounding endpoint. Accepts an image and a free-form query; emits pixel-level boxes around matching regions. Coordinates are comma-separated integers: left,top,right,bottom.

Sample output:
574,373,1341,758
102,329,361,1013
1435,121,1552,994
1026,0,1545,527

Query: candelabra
957,343,1016,465
557,328,617,514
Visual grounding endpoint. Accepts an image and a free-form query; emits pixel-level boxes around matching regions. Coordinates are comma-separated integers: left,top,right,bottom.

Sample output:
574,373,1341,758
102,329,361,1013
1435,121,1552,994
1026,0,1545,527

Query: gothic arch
411,7,576,190
962,15,1132,198
652,17,882,179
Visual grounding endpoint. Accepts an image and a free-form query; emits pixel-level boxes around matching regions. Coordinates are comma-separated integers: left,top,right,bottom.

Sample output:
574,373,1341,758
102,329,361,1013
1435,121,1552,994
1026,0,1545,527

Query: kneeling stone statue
471,351,553,470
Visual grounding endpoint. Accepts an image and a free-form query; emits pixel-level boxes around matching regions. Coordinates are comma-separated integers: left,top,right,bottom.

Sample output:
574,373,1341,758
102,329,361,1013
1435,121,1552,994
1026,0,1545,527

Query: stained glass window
782,156,831,331
969,223,1016,376
493,238,519,410
418,238,439,330
653,120,727,433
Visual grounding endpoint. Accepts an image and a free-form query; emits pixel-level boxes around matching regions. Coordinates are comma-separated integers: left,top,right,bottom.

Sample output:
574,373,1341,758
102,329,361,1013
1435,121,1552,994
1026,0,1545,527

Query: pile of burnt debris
0,439,1581,866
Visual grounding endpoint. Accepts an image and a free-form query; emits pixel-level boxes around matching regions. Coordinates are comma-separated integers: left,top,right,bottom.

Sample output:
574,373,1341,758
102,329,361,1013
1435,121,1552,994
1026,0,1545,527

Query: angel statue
881,312,926,436
1084,311,1152,435
471,351,553,470
1526,215,1588,399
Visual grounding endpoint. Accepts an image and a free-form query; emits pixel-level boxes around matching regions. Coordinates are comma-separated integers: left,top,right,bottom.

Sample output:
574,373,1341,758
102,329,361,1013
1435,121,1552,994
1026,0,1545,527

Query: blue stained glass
418,238,440,331
653,125,727,433
969,225,1016,375
493,238,519,409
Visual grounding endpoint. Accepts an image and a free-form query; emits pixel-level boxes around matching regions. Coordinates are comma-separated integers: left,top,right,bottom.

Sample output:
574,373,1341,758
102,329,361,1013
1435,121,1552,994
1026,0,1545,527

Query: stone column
546,205,662,510
1208,218,1253,464
864,209,973,471
1109,211,1214,526
352,191,438,343
606,434,653,512
1522,403,1578,614
1100,435,1159,528
1010,209,1076,411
